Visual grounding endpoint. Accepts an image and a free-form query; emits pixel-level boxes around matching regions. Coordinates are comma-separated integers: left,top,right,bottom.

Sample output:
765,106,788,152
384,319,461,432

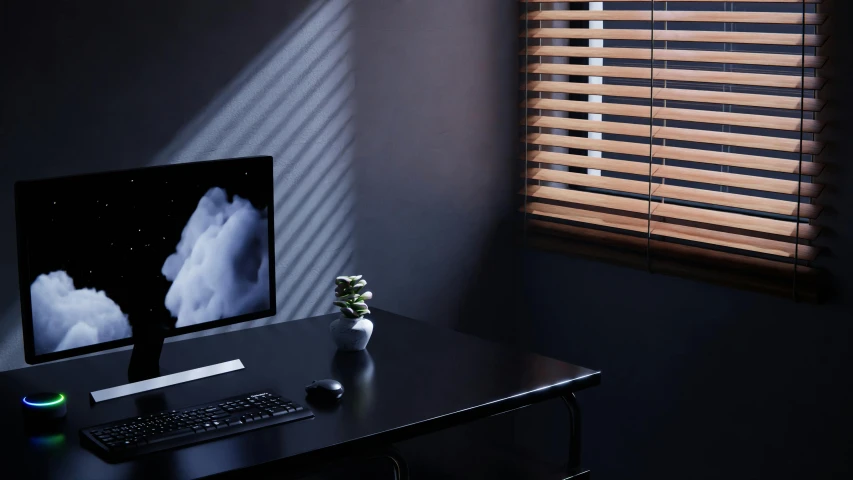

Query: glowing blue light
23,393,65,407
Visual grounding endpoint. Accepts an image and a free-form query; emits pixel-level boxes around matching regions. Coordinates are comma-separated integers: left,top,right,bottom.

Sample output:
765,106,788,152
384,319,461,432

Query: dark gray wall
0,0,518,373
511,3,853,478
0,0,359,369
352,0,518,336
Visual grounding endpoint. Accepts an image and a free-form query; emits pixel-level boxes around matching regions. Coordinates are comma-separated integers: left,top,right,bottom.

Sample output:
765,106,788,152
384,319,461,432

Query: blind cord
646,3,655,272
523,0,530,244
793,0,807,301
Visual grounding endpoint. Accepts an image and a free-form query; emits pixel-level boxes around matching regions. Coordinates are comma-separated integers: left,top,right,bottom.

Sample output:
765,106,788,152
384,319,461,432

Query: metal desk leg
384,447,410,480
365,446,409,480
562,393,589,479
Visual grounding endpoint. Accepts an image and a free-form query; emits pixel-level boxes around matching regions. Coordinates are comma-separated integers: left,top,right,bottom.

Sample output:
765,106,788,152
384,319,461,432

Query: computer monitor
15,156,275,373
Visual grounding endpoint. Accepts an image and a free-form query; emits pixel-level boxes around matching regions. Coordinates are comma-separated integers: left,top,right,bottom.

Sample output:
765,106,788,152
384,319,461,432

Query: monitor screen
15,156,275,363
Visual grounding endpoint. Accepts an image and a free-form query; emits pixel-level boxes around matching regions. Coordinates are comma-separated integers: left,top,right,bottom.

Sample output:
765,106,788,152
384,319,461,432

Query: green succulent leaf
334,275,370,316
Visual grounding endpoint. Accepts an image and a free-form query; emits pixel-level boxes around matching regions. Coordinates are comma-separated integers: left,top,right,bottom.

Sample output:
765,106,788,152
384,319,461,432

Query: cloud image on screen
30,271,132,355
162,187,270,328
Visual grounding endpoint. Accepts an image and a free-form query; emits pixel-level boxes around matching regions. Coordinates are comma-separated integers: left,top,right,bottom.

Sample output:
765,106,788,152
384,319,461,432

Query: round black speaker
22,392,67,426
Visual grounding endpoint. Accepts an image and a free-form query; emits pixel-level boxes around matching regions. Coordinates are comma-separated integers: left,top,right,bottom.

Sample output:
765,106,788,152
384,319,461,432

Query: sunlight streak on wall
151,0,355,334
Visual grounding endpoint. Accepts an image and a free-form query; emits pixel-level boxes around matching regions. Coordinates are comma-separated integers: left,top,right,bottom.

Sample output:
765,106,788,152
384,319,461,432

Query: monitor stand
128,331,166,382
89,331,244,404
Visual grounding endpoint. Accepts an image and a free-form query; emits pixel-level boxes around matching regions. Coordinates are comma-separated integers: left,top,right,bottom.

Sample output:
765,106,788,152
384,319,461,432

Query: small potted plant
329,275,374,351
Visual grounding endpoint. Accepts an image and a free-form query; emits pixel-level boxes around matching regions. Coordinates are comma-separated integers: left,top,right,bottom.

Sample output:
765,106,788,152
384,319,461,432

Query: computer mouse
305,379,344,403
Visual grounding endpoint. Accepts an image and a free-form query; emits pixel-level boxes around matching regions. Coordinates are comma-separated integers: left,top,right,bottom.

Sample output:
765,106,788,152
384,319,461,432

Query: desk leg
562,393,589,479
364,446,409,480
384,447,410,480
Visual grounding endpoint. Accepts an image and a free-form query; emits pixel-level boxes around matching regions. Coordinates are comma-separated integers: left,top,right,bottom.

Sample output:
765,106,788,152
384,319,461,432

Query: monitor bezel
15,156,277,365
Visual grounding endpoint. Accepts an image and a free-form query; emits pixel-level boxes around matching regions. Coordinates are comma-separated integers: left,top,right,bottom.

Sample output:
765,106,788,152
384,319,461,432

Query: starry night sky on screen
17,157,273,338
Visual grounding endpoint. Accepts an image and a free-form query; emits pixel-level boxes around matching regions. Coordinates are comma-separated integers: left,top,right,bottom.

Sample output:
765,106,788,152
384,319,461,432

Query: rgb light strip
23,393,65,407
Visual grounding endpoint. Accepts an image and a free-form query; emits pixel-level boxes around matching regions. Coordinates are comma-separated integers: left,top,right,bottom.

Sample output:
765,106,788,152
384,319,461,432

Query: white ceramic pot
329,316,373,351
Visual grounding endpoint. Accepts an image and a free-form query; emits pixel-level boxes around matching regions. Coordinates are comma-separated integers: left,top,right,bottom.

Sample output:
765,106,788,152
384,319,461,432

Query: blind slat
525,133,824,176
523,28,826,47
526,184,818,240
525,46,827,69
526,81,824,111
524,98,824,133
526,115,823,154
523,0,822,3
527,168,819,218
523,10,826,25
527,150,823,201
525,202,818,261
523,64,826,91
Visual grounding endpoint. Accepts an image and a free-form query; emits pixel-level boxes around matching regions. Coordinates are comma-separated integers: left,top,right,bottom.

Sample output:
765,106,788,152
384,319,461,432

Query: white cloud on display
30,271,131,354
162,187,270,327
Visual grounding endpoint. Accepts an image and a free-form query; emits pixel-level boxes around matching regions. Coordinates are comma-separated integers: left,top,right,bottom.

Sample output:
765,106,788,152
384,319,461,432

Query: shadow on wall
0,0,355,370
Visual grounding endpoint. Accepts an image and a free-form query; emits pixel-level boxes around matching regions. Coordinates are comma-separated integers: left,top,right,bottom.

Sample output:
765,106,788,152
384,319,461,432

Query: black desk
0,309,600,479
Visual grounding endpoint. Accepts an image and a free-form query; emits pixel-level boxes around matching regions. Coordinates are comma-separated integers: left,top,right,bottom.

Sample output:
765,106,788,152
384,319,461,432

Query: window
520,0,826,300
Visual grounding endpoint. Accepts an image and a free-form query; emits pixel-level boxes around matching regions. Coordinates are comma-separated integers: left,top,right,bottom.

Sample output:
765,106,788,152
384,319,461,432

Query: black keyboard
80,390,313,461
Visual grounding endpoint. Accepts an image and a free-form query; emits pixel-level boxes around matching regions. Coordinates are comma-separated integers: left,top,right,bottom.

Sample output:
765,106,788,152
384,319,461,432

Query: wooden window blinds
520,0,827,300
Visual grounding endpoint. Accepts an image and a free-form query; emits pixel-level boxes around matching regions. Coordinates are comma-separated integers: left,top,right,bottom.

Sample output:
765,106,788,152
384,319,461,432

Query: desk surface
0,309,600,479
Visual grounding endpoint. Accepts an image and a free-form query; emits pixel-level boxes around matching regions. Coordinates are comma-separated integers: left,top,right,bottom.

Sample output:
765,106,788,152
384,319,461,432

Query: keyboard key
210,413,229,419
